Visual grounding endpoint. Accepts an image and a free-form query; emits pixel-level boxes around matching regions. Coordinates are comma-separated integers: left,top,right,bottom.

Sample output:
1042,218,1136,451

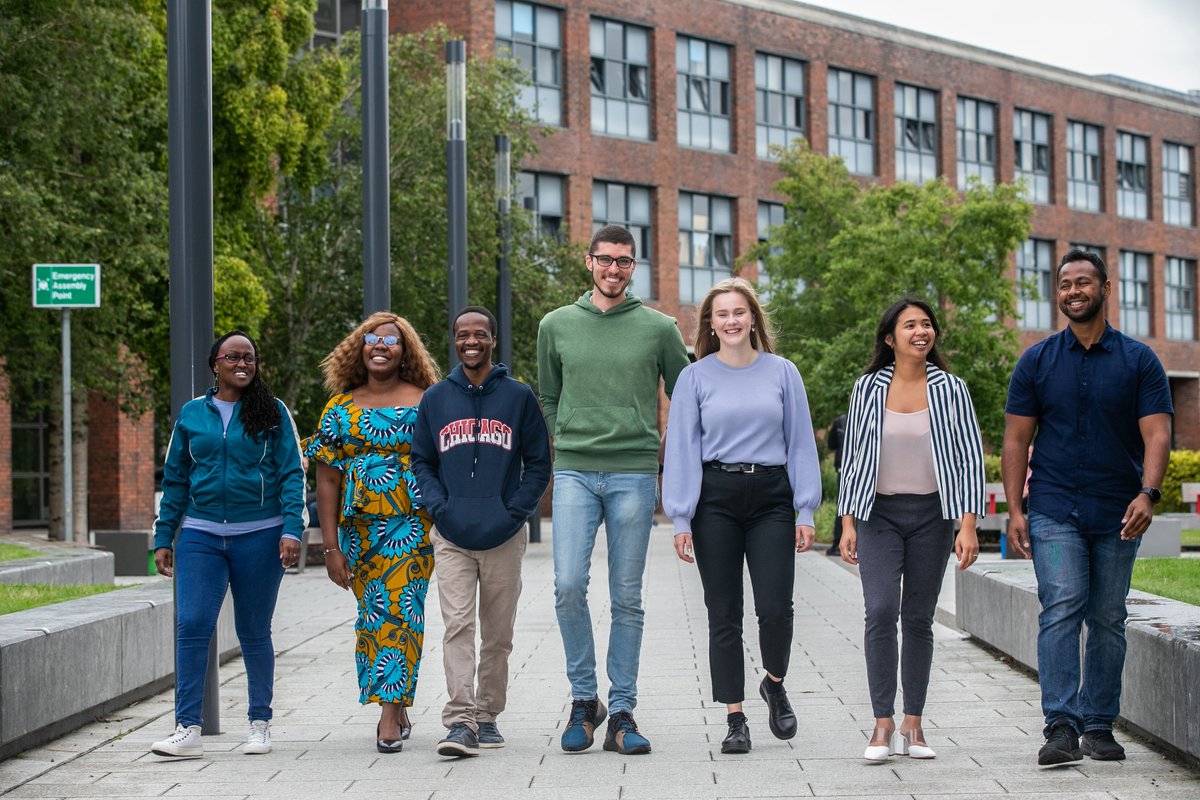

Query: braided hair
209,330,280,440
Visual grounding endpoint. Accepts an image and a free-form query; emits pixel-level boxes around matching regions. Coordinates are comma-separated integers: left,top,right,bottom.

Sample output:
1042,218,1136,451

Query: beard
1060,294,1105,323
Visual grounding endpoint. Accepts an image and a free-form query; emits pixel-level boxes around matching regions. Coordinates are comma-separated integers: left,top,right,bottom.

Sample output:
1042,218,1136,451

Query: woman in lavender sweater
663,278,822,755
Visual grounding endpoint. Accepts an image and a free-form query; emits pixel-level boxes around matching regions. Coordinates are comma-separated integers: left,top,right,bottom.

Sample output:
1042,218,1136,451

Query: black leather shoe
376,723,403,754
759,676,797,740
721,713,751,754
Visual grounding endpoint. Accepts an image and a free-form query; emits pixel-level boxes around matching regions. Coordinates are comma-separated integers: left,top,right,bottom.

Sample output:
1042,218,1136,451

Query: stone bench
0,549,115,586
957,563,1200,762
0,582,238,760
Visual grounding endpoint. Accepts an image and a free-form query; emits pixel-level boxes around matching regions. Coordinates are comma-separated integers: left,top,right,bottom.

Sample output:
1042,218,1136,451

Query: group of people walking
149,230,1172,770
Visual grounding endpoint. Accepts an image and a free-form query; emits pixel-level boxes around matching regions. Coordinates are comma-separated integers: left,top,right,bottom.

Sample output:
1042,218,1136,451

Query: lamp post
446,40,468,366
362,0,390,316
495,135,512,368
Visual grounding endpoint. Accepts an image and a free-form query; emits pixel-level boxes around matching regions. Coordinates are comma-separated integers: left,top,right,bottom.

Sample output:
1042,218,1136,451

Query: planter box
0,549,115,586
92,530,155,576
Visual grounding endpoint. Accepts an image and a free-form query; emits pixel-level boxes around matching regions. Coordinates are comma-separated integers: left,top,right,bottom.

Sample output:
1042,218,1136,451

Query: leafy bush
1162,450,1200,513
983,453,1002,483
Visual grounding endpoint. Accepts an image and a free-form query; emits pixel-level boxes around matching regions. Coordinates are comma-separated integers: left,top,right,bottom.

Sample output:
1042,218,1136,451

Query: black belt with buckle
704,461,785,474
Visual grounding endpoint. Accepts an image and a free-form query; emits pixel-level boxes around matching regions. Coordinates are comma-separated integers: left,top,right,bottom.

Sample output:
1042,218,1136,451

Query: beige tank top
876,408,938,495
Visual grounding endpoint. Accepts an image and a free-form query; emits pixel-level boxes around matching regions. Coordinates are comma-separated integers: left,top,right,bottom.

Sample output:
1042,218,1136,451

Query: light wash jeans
552,470,658,714
1028,510,1139,737
174,526,284,727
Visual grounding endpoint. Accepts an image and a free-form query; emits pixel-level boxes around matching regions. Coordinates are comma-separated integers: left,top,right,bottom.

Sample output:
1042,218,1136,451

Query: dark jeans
691,467,795,704
856,492,953,718
174,526,284,727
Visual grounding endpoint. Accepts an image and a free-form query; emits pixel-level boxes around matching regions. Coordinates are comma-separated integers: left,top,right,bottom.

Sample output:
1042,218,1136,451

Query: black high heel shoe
399,709,413,741
376,723,403,753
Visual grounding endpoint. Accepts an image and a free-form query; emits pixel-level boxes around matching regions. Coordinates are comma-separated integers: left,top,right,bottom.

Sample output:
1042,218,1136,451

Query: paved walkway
2,522,1198,799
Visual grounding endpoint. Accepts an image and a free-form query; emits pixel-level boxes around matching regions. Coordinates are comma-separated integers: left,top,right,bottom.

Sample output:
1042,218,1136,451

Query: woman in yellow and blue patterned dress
306,312,440,753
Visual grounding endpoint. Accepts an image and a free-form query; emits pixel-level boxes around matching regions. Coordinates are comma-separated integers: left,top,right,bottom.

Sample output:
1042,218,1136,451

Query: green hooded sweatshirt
537,291,690,473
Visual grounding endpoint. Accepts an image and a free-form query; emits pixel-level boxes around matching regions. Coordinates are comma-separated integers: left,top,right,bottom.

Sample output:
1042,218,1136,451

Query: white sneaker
152,724,203,758
244,720,272,755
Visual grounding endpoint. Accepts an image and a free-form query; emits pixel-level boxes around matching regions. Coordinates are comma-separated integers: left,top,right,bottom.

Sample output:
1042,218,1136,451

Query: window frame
589,17,652,140
894,83,938,185
496,0,563,127
1118,250,1152,338
1013,108,1051,204
1067,120,1103,212
1162,141,1194,227
678,191,734,305
675,35,733,152
1116,131,1150,220
755,52,806,160
827,67,875,175
956,96,997,189
1165,255,1197,341
517,171,565,240
1017,238,1054,331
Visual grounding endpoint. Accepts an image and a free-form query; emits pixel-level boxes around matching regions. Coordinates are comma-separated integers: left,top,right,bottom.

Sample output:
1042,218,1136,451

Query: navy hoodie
411,363,551,550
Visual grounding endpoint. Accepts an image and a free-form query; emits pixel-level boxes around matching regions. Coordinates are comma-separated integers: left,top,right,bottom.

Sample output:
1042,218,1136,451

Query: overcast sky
796,0,1200,95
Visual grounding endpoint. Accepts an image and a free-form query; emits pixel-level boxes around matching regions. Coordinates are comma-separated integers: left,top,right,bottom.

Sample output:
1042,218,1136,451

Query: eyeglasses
215,353,257,365
589,253,635,269
364,333,400,346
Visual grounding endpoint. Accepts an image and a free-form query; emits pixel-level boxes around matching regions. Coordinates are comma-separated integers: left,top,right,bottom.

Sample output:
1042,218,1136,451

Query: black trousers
691,467,796,704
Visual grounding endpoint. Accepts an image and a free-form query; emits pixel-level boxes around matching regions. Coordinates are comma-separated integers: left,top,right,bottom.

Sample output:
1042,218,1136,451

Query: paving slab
1,520,1197,799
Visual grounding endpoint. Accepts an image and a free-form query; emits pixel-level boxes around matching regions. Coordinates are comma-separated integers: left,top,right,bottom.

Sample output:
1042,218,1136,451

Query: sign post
32,264,101,543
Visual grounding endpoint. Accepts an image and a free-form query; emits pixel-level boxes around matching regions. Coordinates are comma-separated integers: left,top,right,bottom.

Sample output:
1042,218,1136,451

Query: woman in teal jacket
150,331,306,759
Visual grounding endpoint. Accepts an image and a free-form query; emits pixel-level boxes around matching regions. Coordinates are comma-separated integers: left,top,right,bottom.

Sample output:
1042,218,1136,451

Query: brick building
382,0,1200,448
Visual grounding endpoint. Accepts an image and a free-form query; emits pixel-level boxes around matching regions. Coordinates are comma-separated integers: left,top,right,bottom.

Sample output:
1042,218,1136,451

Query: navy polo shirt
1005,323,1173,535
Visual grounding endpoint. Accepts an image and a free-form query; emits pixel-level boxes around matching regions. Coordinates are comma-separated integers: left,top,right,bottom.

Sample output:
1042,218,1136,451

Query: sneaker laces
164,725,195,744
610,711,639,733
568,699,596,726
248,721,269,745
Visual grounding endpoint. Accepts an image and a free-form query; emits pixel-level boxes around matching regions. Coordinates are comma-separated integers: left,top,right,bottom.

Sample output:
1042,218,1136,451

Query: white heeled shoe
863,726,893,762
891,729,936,759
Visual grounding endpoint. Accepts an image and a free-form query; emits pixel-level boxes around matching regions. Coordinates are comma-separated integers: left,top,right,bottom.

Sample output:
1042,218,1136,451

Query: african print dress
304,393,434,707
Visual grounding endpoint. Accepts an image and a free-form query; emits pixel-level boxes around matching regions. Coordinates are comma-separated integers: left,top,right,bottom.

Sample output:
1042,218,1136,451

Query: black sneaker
759,676,797,740
1038,721,1082,766
477,721,505,749
721,712,751,754
1081,730,1126,761
436,722,480,757
561,698,606,752
603,711,652,755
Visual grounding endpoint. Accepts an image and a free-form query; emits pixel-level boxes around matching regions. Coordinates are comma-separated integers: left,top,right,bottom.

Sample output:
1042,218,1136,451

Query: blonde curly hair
320,312,441,394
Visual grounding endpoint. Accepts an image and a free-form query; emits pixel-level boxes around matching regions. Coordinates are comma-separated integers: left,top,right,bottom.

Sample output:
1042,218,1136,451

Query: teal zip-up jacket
153,388,306,550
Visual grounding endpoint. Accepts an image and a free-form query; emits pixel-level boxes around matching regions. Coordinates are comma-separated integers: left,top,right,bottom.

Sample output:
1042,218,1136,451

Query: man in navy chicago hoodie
412,306,551,758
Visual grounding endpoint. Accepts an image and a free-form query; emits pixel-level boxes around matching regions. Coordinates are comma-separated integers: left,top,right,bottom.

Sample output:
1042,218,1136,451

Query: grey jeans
856,492,953,718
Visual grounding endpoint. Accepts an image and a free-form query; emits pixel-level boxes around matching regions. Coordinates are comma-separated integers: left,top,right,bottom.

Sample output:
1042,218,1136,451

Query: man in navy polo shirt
1002,248,1172,767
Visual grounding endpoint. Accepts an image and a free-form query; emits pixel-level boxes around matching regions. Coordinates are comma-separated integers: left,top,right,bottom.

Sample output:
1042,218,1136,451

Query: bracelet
323,547,341,556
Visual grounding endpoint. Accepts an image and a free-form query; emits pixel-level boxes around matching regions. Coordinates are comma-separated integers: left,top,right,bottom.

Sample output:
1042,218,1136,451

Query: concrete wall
0,582,239,759
0,549,114,585
957,563,1200,762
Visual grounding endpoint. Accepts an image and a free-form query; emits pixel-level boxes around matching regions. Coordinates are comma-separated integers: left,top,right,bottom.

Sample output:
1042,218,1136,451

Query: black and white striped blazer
837,362,986,521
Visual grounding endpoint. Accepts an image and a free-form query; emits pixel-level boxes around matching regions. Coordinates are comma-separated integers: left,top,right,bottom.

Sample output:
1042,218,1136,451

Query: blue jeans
174,526,285,727
1028,511,1139,737
552,470,658,714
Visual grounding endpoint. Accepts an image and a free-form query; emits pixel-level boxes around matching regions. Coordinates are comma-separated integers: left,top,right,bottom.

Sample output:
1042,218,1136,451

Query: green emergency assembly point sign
32,264,101,308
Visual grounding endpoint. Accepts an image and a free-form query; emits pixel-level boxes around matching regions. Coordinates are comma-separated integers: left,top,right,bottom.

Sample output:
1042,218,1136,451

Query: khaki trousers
432,526,526,731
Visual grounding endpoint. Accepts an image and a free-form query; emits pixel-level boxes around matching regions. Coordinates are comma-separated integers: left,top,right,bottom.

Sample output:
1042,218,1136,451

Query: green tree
756,142,1033,447
214,255,270,339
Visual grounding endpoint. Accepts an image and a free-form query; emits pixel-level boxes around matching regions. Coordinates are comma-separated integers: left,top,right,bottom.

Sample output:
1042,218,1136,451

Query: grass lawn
0,583,127,616
1182,529,1200,547
0,543,38,563
1131,559,1200,607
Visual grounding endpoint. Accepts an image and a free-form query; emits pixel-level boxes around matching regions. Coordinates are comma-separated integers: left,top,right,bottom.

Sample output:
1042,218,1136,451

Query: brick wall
86,391,155,531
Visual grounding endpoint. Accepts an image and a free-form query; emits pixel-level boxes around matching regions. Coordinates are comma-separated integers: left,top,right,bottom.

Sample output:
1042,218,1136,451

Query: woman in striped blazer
838,298,984,763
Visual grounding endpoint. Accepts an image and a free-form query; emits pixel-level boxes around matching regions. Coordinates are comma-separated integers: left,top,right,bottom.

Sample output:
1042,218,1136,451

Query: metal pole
61,308,72,543
446,40,468,366
167,0,219,735
362,0,390,316
495,135,512,367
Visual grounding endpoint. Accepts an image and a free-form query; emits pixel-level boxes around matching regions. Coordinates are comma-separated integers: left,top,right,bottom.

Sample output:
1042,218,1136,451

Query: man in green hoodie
537,224,690,755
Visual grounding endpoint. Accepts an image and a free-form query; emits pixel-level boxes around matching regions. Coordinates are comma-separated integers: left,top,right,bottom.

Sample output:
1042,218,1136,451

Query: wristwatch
1139,487,1162,504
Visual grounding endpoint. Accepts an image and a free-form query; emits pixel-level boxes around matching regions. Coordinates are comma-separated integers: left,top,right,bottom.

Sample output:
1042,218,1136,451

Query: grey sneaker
152,724,203,758
477,721,505,748
436,722,480,757
243,720,271,755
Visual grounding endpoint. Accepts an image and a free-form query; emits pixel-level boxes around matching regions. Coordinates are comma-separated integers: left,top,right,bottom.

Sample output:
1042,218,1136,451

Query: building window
1013,109,1051,204
678,192,733,304
894,84,937,185
593,181,653,299
1163,142,1193,227
676,36,731,152
1017,239,1053,330
956,96,996,189
311,0,360,48
1119,251,1151,338
827,68,874,175
756,53,805,159
1067,121,1102,211
517,171,563,239
1116,132,1149,219
1166,256,1196,341
590,18,651,140
496,1,562,126
756,200,785,271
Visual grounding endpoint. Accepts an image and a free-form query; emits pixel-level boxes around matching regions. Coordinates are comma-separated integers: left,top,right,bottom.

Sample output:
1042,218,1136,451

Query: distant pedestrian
663,278,821,755
305,312,440,753
151,331,306,759
411,306,551,758
839,299,984,762
1002,249,1172,766
825,413,847,556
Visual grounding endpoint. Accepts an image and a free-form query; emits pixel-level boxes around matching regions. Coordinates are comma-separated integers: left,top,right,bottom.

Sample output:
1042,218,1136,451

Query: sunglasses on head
364,333,400,346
